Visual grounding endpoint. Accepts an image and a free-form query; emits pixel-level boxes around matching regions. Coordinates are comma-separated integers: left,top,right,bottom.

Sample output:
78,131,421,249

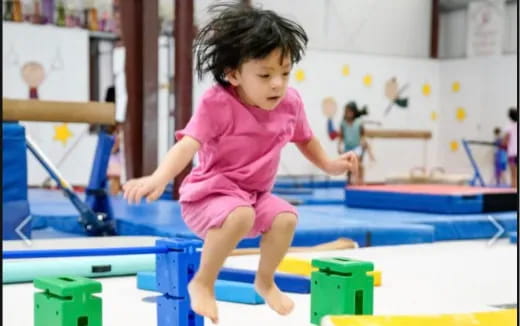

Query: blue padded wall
2,123,31,240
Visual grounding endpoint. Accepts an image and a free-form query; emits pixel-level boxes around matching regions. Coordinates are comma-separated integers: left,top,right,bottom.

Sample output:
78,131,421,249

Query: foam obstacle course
3,237,383,325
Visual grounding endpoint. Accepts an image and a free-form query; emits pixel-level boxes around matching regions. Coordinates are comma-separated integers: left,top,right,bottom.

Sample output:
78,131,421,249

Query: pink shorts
180,192,297,239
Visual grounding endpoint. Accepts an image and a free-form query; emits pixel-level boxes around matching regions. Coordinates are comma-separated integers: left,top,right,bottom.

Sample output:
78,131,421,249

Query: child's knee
227,206,255,232
273,213,298,231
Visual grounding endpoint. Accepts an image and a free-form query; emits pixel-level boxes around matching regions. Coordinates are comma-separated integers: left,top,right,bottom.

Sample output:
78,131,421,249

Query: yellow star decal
341,65,350,76
363,74,372,87
431,111,438,121
450,140,459,152
422,84,431,96
452,81,461,92
455,107,467,122
54,123,73,145
294,69,305,82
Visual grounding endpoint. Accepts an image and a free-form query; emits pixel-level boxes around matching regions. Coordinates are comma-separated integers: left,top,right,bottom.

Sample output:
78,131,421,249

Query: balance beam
2,98,116,124
365,129,432,139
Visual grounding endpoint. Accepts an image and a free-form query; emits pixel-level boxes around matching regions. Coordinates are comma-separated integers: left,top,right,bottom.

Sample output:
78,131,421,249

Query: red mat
348,184,517,195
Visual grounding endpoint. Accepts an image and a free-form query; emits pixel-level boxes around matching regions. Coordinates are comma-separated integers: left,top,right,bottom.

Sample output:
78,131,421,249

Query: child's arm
296,136,358,176
123,136,200,203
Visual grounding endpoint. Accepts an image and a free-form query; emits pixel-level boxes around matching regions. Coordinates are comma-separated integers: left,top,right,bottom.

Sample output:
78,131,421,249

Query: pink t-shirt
175,85,314,202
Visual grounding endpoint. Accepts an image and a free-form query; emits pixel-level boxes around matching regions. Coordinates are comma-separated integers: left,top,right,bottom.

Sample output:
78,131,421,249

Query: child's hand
123,175,167,204
325,152,359,176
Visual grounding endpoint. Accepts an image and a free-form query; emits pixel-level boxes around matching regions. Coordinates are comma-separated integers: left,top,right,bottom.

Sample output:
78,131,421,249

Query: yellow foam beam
277,257,315,277
3,98,116,124
322,309,517,326
277,257,382,286
366,270,381,286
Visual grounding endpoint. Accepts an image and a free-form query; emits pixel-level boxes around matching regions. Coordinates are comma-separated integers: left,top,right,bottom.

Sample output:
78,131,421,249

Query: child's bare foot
254,277,294,315
188,279,219,324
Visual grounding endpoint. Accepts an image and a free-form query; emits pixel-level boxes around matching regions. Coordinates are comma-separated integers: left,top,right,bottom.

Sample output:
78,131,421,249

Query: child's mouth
267,96,280,101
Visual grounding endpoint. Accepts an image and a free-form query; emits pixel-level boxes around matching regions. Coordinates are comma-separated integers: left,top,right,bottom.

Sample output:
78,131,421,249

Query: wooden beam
173,0,194,200
2,98,115,124
365,129,432,139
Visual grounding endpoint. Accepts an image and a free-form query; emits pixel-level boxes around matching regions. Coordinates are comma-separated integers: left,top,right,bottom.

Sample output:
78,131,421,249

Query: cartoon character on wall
21,62,46,99
384,77,409,116
7,44,64,99
322,97,339,140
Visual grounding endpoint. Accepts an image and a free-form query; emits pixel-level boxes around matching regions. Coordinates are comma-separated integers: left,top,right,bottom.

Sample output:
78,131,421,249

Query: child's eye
283,72,290,77
258,74,270,79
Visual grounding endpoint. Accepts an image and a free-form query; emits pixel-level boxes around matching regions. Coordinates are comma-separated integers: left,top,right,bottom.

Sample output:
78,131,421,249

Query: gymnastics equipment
2,238,357,284
3,98,116,124
320,309,517,326
26,134,116,235
277,256,381,286
364,129,434,184
34,276,102,326
310,257,374,325
2,98,118,236
462,139,502,187
137,271,265,305
19,238,203,326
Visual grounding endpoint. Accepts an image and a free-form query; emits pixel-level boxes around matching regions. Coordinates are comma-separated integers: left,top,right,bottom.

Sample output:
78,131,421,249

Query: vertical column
173,0,194,199
430,0,439,58
120,0,159,179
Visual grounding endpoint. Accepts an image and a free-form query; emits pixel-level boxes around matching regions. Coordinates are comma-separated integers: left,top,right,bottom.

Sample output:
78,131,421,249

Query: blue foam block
510,232,517,244
155,239,201,297
138,271,265,304
3,123,31,240
345,188,483,214
218,267,310,294
157,294,203,326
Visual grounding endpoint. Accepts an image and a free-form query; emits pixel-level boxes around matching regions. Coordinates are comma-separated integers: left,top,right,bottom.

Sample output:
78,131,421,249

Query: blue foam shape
510,232,517,244
3,123,28,203
3,200,31,240
345,189,483,214
138,272,265,304
157,294,203,326
155,239,201,297
218,267,310,294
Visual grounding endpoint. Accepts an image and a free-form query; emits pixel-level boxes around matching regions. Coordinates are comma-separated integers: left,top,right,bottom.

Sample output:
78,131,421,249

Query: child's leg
189,206,255,324
255,212,297,315
510,160,518,188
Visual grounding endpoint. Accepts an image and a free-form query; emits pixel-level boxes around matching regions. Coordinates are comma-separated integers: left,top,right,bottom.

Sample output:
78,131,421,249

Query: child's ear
225,69,240,86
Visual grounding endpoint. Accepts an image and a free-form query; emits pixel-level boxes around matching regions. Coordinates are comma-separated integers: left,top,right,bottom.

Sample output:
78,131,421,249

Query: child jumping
123,3,358,324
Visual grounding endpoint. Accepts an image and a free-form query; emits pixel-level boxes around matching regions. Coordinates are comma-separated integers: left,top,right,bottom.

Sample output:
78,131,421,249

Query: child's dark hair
345,101,368,119
194,2,308,86
493,127,501,136
508,107,518,122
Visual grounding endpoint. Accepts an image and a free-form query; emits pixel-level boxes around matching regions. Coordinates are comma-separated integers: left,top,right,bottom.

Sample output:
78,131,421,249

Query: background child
503,108,518,188
493,127,508,186
337,101,378,184
122,3,358,324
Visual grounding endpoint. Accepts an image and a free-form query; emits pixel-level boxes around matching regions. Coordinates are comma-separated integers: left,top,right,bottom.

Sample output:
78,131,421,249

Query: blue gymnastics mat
345,184,517,214
27,189,516,246
273,188,345,205
27,189,432,247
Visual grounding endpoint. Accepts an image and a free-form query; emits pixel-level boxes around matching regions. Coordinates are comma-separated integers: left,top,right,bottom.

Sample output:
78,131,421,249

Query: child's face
226,48,292,111
345,108,355,120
